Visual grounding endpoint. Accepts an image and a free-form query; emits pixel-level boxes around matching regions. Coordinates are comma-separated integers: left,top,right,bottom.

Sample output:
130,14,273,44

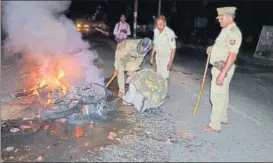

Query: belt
213,60,228,77
213,60,226,71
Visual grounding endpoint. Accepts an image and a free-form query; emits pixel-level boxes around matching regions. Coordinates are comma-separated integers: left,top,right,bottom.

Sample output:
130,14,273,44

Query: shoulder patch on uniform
230,27,241,35
229,39,236,45
171,37,175,42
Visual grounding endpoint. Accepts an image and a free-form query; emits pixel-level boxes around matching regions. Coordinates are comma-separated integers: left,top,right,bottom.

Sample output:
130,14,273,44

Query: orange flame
46,93,52,105
75,125,85,138
28,64,70,106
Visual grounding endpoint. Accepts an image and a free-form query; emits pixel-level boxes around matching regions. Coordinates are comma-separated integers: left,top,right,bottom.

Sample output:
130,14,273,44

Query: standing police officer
204,7,242,132
150,15,177,97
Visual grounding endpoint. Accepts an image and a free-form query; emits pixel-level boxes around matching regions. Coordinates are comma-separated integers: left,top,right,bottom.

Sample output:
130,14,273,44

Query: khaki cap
216,7,237,19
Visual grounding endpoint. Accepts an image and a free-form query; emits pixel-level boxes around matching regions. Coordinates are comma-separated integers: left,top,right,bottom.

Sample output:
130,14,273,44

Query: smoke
2,1,104,86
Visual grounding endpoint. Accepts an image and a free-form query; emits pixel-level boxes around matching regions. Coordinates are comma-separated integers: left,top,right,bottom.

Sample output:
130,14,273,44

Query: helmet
137,38,152,55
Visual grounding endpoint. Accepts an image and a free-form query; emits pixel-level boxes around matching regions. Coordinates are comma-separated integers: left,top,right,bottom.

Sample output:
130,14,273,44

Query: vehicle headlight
76,24,81,28
83,24,89,28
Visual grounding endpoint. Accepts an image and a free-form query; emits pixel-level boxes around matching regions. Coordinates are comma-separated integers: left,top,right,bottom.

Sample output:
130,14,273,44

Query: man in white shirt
113,14,131,43
150,15,177,98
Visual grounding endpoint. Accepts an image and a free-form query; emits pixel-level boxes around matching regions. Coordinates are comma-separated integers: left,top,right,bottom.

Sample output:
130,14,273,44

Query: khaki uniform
153,27,176,79
209,21,242,130
114,39,146,93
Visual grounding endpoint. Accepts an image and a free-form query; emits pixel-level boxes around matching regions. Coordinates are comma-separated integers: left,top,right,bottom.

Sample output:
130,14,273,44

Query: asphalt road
1,36,273,162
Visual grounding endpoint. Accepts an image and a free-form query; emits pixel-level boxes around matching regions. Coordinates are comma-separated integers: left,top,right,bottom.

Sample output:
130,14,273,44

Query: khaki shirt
114,39,145,71
210,23,242,65
153,26,177,57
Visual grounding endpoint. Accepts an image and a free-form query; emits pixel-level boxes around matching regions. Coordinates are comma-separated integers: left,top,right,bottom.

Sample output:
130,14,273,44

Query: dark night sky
68,1,273,24
66,0,273,50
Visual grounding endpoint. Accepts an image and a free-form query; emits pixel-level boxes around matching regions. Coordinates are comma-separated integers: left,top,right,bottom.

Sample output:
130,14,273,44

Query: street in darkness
1,0,273,162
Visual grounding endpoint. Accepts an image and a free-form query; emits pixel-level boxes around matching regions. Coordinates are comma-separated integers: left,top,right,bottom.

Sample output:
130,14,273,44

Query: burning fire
24,58,72,106
42,68,70,105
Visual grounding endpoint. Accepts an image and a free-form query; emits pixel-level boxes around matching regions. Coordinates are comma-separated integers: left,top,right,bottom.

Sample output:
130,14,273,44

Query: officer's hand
206,46,212,55
216,74,225,86
127,71,133,77
167,62,173,70
118,92,124,98
113,70,119,77
150,56,154,65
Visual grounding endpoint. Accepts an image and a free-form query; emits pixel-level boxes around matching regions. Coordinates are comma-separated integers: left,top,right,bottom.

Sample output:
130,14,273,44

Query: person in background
113,14,131,44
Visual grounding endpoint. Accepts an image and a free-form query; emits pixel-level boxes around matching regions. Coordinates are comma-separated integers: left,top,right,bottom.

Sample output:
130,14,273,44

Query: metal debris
5,146,14,152
10,127,20,133
41,83,110,125
11,85,47,99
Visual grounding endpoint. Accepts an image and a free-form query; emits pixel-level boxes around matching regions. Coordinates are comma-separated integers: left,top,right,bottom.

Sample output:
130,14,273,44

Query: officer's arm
151,47,156,58
168,31,177,64
114,50,125,93
117,64,125,94
114,42,126,69
151,29,158,56
114,52,120,70
220,32,242,77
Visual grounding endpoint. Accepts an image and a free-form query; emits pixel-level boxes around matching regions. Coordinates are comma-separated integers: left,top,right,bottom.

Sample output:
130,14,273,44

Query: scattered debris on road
108,132,117,140
36,156,43,162
176,129,191,138
165,138,172,144
10,127,20,133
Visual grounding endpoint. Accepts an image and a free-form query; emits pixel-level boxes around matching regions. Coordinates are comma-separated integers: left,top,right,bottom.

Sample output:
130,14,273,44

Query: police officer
113,38,152,99
204,7,242,132
150,15,176,96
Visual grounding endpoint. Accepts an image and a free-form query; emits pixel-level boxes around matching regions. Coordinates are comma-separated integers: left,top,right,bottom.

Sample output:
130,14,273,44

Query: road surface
1,37,273,162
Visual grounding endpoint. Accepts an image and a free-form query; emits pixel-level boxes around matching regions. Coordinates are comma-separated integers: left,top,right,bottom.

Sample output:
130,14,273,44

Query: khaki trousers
156,54,171,94
209,65,235,130
155,55,171,79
